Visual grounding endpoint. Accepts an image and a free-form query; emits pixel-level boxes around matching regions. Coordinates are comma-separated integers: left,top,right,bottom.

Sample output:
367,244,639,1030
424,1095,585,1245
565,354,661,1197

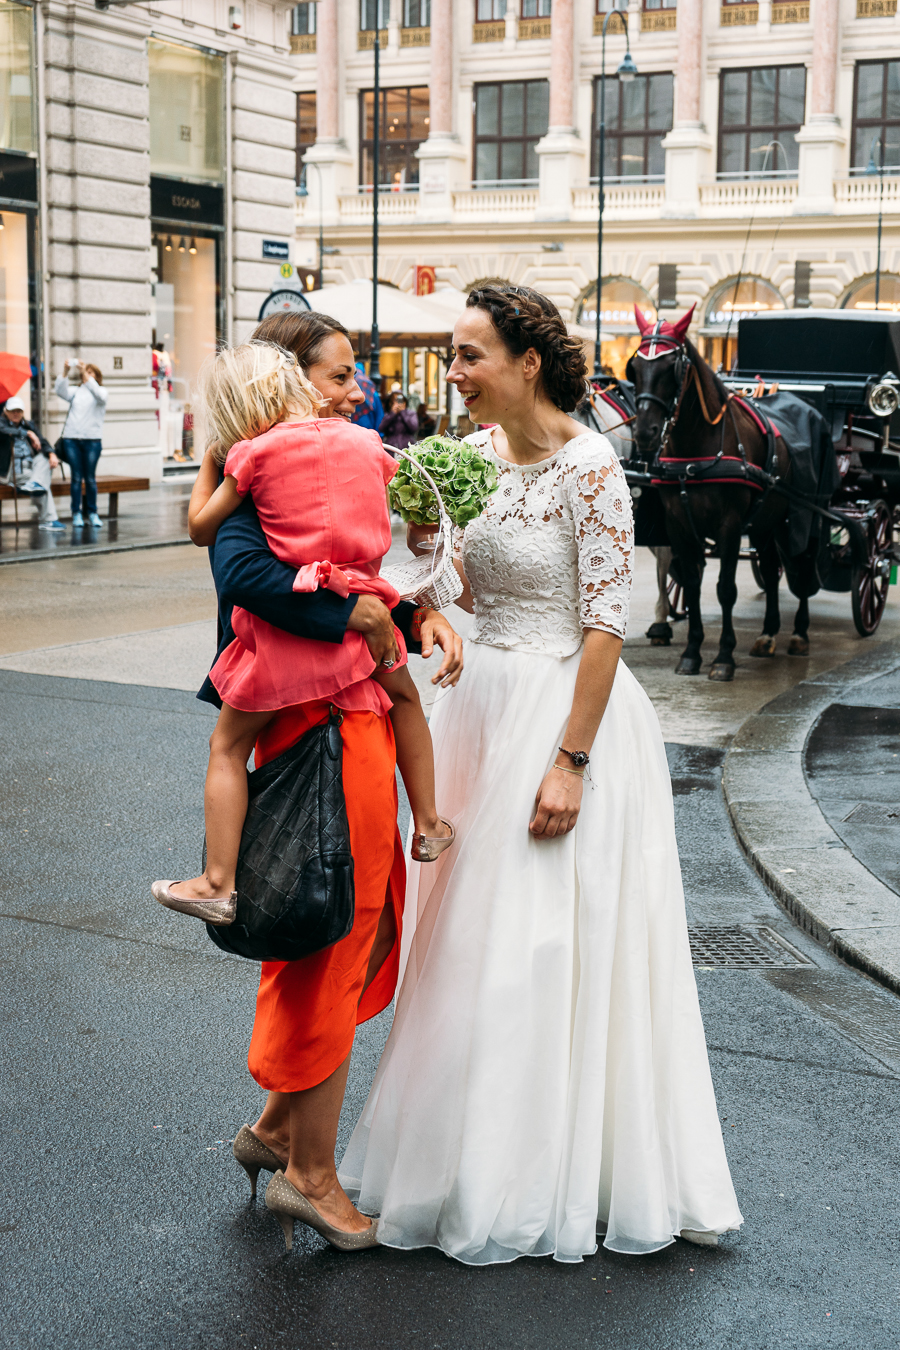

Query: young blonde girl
152,341,452,926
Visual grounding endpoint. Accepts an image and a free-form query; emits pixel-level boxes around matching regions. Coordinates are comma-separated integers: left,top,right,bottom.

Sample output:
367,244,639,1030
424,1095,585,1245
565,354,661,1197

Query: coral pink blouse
209,418,406,716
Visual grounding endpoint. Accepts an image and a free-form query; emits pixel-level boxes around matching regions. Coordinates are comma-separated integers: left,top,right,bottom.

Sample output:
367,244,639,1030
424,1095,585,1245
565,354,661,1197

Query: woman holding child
153,310,462,1250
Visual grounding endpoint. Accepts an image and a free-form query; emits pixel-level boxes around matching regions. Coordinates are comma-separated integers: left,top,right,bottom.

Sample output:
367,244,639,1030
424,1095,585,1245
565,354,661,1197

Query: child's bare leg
169,703,275,900
373,666,451,841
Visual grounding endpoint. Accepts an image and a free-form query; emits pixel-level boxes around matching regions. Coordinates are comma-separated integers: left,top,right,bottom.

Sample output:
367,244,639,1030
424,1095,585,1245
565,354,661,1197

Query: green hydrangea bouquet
388,435,499,529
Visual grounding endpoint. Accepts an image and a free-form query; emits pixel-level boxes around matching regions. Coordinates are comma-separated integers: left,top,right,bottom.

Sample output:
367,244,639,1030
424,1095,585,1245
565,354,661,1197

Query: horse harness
633,324,781,547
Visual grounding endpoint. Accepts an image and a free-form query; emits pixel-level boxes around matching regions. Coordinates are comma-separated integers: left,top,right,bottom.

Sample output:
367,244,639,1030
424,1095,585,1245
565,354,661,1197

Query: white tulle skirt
339,640,743,1264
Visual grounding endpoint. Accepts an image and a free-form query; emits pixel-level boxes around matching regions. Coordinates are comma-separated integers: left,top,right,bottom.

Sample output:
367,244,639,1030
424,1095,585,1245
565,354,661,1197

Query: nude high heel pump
232,1124,286,1199
410,819,455,864
265,1171,380,1252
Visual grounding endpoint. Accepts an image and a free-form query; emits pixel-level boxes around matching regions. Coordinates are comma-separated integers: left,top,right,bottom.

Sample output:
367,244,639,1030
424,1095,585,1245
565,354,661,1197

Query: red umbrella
0,352,32,402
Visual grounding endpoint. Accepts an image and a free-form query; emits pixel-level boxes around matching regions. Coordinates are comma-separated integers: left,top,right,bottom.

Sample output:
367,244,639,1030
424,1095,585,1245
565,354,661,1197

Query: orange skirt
246,700,405,1093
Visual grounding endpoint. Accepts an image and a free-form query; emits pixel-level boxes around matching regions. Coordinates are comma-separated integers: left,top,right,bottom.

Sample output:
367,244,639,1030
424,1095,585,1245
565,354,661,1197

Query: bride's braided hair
466,283,587,412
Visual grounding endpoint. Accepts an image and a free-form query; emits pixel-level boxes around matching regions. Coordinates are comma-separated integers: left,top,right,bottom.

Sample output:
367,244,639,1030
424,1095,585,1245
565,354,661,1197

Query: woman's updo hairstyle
466,283,588,413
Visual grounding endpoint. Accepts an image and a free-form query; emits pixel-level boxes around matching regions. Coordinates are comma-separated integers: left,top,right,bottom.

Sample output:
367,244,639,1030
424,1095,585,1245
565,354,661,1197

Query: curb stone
722,638,900,995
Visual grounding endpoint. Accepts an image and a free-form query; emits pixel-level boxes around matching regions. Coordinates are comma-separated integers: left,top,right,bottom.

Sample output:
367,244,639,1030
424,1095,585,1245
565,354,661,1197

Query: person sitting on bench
0,397,64,531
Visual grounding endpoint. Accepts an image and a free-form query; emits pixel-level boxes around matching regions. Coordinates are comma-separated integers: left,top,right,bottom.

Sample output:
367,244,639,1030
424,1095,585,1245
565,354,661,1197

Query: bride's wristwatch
558,746,590,768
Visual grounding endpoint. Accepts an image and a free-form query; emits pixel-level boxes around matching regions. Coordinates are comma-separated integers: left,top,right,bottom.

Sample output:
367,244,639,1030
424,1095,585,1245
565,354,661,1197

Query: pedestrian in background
415,401,436,438
351,361,383,431
379,392,418,452
55,359,108,528
0,396,64,530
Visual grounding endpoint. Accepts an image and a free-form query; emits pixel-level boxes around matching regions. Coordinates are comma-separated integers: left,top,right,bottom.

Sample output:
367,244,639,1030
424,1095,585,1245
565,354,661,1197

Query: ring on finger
382,657,396,668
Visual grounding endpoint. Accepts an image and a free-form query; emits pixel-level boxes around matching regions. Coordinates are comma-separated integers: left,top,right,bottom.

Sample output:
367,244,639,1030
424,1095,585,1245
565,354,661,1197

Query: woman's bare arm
530,627,622,839
188,453,244,546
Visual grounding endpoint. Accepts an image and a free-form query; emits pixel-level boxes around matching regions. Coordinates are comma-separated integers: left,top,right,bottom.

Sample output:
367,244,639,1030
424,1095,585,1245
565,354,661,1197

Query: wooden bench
0,474,150,524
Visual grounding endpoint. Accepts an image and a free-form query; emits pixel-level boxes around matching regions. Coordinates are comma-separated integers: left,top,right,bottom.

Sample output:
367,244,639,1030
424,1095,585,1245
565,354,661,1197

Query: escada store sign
150,175,224,227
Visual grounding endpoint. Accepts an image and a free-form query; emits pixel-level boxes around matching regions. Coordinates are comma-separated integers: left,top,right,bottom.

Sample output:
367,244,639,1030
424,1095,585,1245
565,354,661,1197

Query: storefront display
0,2,37,422
149,39,224,464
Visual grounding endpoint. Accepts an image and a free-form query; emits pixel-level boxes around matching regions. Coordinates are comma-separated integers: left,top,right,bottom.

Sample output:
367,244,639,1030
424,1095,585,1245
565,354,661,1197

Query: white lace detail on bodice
460,430,634,656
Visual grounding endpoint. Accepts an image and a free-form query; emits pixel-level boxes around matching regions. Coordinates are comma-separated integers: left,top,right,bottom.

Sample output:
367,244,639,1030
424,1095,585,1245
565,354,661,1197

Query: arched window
701,276,785,371
576,277,656,379
841,274,900,315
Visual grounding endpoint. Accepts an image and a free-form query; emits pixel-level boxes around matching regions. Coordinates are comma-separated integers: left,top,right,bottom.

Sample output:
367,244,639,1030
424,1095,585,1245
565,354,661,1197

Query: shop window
360,86,429,190
473,81,549,184
297,91,316,190
360,0,389,27
718,65,806,177
851,61,900,173
841,274,900,314
591,72,672,180
576,277,656,380
701,276,785,371
0,208,35,416
152,233,221,461
403,0,430,23
0,1,35,155
291,2,316,33
149,40,225,184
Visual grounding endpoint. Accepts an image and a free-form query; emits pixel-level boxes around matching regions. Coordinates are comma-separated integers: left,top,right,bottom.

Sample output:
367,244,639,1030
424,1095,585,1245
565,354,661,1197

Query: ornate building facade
293,0,900,386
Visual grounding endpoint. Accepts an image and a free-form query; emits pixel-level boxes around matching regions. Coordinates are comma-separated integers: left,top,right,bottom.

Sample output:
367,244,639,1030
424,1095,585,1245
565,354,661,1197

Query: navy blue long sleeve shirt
197,492,418,707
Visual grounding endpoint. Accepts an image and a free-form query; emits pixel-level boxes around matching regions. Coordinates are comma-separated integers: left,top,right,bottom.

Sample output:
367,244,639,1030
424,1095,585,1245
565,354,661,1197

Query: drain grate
688,925,811,969
842,802,900,826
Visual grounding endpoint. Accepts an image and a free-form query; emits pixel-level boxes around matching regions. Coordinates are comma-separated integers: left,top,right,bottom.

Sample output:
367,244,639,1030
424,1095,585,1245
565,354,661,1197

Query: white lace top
460,429,634,658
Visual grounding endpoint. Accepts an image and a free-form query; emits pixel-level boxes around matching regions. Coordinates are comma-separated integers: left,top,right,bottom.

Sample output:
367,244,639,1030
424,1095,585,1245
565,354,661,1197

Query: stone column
43,0,158,478
416,0,467,222
231,48,297,343
794,0,844,214
661,0,712,217
302,0,353,228
535,0,584,221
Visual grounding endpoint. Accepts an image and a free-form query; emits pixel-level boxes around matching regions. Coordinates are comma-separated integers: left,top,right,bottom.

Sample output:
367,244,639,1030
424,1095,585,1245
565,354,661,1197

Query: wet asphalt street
2,667,900,1350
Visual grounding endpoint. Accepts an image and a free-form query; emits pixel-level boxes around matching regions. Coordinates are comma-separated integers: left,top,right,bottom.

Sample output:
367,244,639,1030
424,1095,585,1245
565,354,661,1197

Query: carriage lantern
866,372,900,420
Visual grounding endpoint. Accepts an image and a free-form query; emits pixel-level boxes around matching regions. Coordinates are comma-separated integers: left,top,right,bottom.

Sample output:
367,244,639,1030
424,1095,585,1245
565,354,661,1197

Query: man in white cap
0,397,63,529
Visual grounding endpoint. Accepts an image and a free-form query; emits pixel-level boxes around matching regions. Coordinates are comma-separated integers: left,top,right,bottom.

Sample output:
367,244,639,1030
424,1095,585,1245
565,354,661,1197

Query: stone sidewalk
723,639,900,994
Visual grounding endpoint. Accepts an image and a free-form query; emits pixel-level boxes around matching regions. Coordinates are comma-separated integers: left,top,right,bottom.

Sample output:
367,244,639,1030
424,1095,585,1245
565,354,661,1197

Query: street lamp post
305,160,326,286
866,135,885,310
370,7,382,381
593,9,637,380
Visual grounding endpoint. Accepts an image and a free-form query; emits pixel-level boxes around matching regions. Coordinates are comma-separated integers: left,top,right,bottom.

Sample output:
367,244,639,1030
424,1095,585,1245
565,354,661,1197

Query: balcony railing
336,190,421,222
700,177,797,214
452,186,540,218
835,175,900,211
573,181,665,219
294,173,900,229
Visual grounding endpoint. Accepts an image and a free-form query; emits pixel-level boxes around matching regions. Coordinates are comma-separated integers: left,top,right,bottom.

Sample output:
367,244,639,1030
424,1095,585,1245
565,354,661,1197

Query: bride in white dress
340,284,742,1263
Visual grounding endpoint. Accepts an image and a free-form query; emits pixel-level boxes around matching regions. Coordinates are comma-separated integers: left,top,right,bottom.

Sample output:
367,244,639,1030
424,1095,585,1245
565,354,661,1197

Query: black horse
628,311,821,681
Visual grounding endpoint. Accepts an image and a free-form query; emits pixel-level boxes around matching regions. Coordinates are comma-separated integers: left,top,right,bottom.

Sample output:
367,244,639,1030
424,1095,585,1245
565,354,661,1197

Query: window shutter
658,263,678,309
794,260,811,308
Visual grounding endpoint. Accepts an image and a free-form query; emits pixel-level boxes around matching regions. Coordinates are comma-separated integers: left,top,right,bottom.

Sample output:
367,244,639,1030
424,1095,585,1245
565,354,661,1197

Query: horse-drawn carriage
609,306,900,678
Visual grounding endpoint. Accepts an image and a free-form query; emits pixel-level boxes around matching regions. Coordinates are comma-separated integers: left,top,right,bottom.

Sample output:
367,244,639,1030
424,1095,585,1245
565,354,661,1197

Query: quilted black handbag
205,708,355,962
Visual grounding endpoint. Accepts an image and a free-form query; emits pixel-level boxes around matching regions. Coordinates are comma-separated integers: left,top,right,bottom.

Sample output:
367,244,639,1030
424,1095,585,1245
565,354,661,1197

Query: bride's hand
530,768,583,839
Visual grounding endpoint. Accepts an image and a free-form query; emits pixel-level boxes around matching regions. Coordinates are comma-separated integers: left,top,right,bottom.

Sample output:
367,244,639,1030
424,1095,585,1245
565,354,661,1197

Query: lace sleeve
568,447,634,639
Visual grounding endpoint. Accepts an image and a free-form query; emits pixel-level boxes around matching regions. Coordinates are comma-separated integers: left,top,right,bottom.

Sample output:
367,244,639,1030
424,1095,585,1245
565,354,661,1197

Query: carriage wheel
851,500,893,638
